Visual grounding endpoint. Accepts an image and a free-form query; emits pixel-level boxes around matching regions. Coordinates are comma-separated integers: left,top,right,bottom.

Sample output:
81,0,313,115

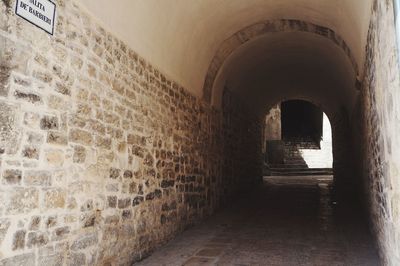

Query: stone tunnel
0,0,399,265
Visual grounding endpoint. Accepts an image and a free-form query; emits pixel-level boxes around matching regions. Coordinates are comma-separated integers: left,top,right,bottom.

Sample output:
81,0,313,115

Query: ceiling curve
203,19,359,103
213,31,357,115
77,0,373,98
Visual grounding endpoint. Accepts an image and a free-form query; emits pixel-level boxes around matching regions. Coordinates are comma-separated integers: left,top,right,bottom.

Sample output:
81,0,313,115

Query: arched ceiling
215,31,357,116
77,0,373,99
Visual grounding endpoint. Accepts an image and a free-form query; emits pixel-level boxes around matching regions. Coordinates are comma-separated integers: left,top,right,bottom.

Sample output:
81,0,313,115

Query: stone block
88,119,105,134
122,210,132,219
26,132,44,144
161,180,175,188
12,230,26,250
117,198,131,209
71,56,83,70
0,218,10,245
47,131,68,146
104,215,119,225
23,112,40,128
0,64,10,97
14,90,42,104
132,196,144,207
76,103,92,117
66,197,78,210
69,129,93,146
38,253,64,266
0,36,29,96
68,253,86,266
12,74,31,87
95,136,111,149
82,213,96,228
107,196,117,208
40,115,59,130
45,149,64,167
80,199,94,212
0,253,35,266
109,168,120,179
34,54,49,67
0,101,21,155
52,226,70,241
47,95,68,110
6,188,38,214
104,112,119,126
22,145,40,159
106,183,119,192
73,146,86,163
87,64,97,78
121,225,135,240
24,170,51,186
71,233,98,251
123,170,133,179
33,70,53,84
29,216,41,230
129,182,138,194
145,189,162,201
69,116,87,128
45,216,57,228
143,153,154,166
2,169,22,185
55,82,71,96
27,231,49,248
44,188,66,209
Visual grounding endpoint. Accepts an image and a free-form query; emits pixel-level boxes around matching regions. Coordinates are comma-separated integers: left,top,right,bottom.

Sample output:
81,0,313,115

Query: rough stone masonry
355,0,400,264
0,0,262,265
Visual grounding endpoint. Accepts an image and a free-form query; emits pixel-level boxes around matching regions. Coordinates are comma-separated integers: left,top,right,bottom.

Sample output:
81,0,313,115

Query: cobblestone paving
136,176,380,266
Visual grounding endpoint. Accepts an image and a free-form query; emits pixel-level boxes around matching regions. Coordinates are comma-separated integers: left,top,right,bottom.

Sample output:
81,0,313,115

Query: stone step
268,172,333,176
284,159,306,163
284,142,320,150
269,167,332,172
284,156,305,160
266,169,333,176
284,152,303,156
268,164,308,169
265,139,327,176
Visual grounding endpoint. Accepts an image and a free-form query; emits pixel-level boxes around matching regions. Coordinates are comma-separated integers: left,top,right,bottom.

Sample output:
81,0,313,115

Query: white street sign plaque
15,0,56,35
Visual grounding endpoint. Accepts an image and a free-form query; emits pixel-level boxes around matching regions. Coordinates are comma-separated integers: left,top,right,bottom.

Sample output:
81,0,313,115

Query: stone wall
222,89,263,192
357,0,400,264
264,104,281,144
0,1,262,265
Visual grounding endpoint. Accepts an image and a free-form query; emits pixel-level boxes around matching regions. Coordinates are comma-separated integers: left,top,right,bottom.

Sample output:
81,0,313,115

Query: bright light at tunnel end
299,113,333,169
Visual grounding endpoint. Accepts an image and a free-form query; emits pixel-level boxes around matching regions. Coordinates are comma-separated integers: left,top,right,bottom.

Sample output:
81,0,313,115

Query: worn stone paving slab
136,177,380,266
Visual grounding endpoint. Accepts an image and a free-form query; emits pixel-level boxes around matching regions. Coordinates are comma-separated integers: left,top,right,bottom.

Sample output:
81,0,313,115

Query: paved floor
136,176,380,266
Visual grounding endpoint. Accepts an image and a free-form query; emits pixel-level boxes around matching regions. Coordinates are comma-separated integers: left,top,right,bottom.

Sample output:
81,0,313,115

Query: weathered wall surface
264,104,281,144
357,0,400,264
0,1,262,265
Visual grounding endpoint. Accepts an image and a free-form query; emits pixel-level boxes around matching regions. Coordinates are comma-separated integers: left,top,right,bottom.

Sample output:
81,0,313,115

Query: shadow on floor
136,176,380,266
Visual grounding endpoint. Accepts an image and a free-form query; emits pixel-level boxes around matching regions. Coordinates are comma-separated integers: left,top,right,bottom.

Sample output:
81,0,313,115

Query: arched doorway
263,100,333,177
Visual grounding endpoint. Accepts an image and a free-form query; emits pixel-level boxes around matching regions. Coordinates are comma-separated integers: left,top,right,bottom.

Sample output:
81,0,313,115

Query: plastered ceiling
78,0,373,99
215,31,357,114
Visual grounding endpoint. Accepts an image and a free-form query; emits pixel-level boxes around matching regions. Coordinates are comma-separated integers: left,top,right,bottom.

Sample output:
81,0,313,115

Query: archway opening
281,100,323,143
263,100,333,177
208,24,359,197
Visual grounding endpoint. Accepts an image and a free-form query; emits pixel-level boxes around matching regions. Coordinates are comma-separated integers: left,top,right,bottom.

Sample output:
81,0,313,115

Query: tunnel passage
263,100,333,176
0,0,399,265
207,23,360,198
